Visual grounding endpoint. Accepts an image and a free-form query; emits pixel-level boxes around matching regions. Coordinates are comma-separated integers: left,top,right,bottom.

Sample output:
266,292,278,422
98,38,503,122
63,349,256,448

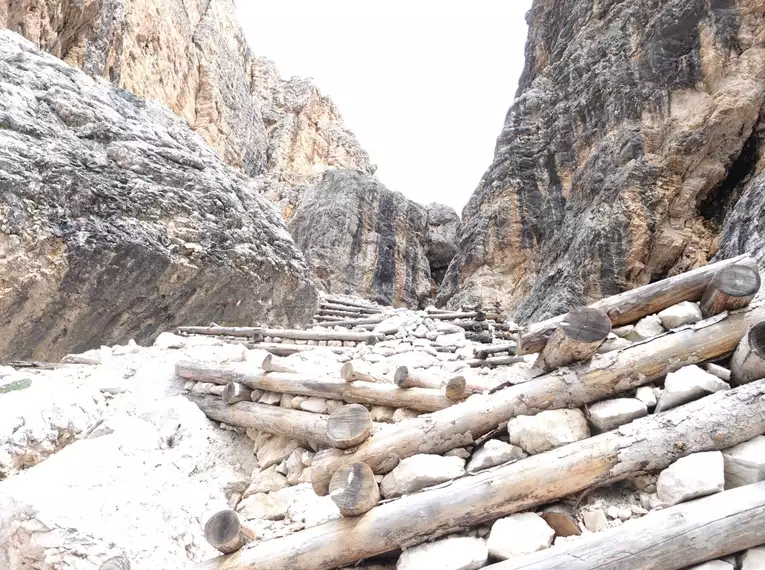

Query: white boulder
466,440,526,473
657,451,725,506
487,512,554,559
722,436,765,488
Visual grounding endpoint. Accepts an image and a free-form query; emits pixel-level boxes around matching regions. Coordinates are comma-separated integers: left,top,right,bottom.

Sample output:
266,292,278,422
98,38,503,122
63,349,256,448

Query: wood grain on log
261,354,297,374
326,404,373,449
186,394,333,446
533,308,611,373
731,321,765,385
329,462,380,517
314,316,386,328
340,362,379,383
222,382,252,405
516,254,755,355
700,264,761,318
194,380,765,570
309,304,765,495
485,481,765,570
320,302,381,314
177,362,454,412
178,326,379,344
204,510,253,554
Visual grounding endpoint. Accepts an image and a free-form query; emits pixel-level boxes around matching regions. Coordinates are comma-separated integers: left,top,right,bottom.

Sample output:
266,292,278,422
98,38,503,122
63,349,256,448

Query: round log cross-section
700,265,761,317
204,510,253,554
731,321,765,385
222,382,252,405
326,404,374,449
99,556,131,570
534,307,612,373
329,462,380,517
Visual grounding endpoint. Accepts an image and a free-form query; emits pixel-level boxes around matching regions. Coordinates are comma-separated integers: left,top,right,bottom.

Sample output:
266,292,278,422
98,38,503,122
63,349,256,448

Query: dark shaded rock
425,203,461,288
439,0,765,322
287,170,431,307
0,30,318,360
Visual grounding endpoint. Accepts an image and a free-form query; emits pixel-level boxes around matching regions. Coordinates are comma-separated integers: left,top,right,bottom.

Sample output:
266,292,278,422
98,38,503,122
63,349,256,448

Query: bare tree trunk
260,354,298,374
533,308,611,373
329,462,380,517
731,321,765,384
485,481,765,570
193,380,765,570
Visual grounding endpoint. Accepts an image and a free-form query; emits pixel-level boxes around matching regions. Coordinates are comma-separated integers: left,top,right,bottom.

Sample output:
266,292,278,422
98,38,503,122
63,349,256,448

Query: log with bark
516,254,756,355
314,316,386,328
260,354,297,374
186,394,333,446
329,462,380,517
700,264,761,317
474,343,517,359
194,379,765,570
485,480,765,570
309,303,765,495
179,326,380,344
730,321,765,385
246,343,352,356
177,362,455,412
222,383,252,405
204,510,255,554
532,308,611,374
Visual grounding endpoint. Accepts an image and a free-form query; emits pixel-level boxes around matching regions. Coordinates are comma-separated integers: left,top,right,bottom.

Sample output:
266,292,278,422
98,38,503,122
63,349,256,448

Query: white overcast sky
237,0,533,213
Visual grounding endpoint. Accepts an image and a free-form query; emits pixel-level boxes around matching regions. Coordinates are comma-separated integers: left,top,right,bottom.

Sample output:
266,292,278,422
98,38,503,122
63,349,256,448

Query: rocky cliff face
425,203,462,288
439,0,765,322
0,0,373,209
0,30,317,360
288,170,432,307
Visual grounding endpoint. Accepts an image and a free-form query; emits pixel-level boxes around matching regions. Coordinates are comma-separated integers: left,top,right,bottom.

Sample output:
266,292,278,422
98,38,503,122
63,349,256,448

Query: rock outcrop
439,0,765,321
287,170,432,307
0,0,373,207
425,203,461,288
0,30,317,360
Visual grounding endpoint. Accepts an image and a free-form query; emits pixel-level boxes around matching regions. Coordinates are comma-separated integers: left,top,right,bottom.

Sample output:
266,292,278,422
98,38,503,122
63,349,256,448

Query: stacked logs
186,254,765,569
312,296,385,326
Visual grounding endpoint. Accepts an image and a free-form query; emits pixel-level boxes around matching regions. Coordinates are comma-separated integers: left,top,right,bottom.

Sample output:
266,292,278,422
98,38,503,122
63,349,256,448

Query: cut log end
701,265,761,317
731,321,765,385
204,510,251,554
560,307,612,343
261,354,297,374
222,382,251,405
326,404,374,449
394,366,410,387
329,462,380,517
341,362,354,381
535,307,611,372
445,376,467,401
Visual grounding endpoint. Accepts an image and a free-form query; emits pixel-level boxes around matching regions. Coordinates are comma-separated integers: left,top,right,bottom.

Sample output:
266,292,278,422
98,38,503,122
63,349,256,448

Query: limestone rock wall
287,170,432,308
439,0,765,322
0,30,317,360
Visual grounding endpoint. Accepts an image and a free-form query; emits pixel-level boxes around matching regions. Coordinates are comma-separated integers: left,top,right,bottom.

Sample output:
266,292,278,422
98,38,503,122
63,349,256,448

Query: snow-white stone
299,397,329,414
741,546,765,569
435,333,466,348
508,409,590,454
587,398,647,432
597,337,632,353
466,440,526,473
657,301,703,329
657,452,725,506
392,408,421,422
655,365,730,412
625,315,665,341
487,513,554,559
380,454,466,498
722,436,765,488
396,536,488,570
635,386,658,408
370,406,396,422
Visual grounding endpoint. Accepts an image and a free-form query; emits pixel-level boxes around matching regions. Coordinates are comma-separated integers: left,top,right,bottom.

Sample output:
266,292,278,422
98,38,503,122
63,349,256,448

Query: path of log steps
179,253,765,570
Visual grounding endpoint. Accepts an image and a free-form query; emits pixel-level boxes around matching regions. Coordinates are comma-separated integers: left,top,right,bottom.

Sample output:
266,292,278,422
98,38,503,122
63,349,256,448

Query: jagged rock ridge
0,30,317,360
439,0,765,321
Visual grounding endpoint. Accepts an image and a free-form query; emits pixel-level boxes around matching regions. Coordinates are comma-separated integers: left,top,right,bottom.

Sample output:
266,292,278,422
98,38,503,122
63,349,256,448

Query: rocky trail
2,254,765,570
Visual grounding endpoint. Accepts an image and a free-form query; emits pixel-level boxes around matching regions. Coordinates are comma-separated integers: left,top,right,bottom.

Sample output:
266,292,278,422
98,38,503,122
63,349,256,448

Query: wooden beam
516,254,755,355
222,383,252,405
177,362,455,412
474,343,516,359
731,321,765,385
322,297,382,311
247,342,352,356
204,510,254,554
326,404,374,449
426,311,504,322
186,394,333,446
329,462,380,517
320,302,381,314
193,380,765,570
340,362,381,383
484,481,765,570
532,308,611,373
309,304,765,495
700,264,761,317
178,326,380,344
314,316,386,328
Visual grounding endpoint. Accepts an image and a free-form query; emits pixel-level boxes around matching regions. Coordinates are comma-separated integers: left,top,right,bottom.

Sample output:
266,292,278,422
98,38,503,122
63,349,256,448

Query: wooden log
340,362,380,383
178,326,380,344
320,302,381,314
466,355,524,368
194,380,765,570
485,481,765,570
533,308,611,373
539,504,581,537
705,362,732,382
465,331,494,344
314,316,386,328
516,254,755,355
261,354,297,374
427,311,504,322
452,320,491,331
474,343,516,359
326,404,374,449
323,297,382,311
309,304,765,495
329,462,380,517
700,264,761,317
204,510,254,554
731,321,765,385
177,362,455,412
186,394,333,446
222,383,252,405
247,342,352,356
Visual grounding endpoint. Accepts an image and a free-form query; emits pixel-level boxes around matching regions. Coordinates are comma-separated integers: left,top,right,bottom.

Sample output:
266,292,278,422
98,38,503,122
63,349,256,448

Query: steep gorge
439,0,765,322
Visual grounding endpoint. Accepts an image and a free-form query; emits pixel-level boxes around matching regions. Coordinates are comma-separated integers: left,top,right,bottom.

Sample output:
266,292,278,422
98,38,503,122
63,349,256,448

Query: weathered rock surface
0,30,317,360
288,170,432,307
396,536,488,570
688,562,734,570
424,203,461,288
508,409,590,454
657,301,703,330
722,435,765,489
0,0,372,200
486,512,554,559
657,451,725,506
741,547,765,570
438,0,765,321
380,454,466,498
